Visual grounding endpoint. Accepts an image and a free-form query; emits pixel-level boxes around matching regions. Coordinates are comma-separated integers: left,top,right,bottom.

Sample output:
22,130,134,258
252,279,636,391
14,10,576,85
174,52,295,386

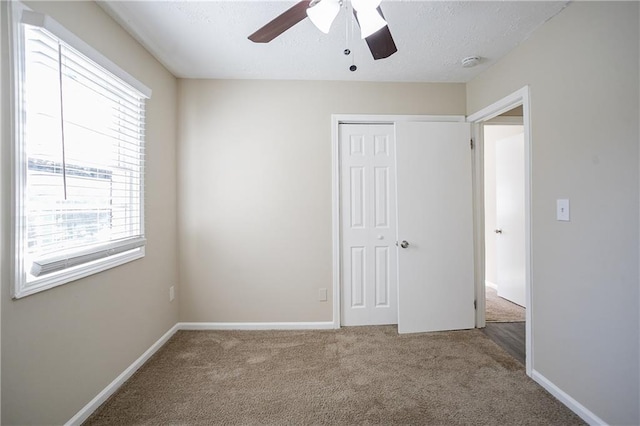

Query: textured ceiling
99,1,569,82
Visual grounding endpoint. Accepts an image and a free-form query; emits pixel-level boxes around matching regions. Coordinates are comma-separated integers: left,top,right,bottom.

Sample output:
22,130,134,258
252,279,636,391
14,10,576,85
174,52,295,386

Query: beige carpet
486,286,526,322
85,327,582,425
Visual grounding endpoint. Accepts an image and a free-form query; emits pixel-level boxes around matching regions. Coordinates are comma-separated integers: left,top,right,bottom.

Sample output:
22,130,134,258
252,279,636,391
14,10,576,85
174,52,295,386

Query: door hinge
470,138,474,150
474,299,477,310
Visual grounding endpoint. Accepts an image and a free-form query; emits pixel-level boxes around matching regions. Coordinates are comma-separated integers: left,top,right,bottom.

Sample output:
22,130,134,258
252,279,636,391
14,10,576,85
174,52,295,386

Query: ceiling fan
248,0,397,60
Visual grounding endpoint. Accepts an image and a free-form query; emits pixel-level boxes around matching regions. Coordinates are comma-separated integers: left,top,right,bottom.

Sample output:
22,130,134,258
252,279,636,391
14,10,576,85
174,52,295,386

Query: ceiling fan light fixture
351,0,387,39
351,0,381,13
307,0,341,34
357,9,387,38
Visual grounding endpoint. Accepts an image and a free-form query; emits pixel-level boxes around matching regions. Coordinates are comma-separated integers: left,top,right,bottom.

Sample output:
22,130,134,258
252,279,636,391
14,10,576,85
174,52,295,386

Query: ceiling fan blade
248,1,312,43
354,6,398,60
365,26,397,60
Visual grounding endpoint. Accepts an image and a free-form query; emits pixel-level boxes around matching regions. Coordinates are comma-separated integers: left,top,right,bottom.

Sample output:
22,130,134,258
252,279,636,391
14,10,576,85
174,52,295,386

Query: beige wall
1,2,179,424
177,80,465,322
2,1,637,424
468,2,639,424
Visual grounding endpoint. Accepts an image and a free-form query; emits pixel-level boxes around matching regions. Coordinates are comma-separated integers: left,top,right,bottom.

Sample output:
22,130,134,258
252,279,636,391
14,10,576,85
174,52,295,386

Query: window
10,4,152,298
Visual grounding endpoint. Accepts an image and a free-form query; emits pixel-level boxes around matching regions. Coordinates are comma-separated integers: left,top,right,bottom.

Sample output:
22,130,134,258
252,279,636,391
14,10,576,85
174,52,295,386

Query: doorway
468,86,533,375
484,117,526,308
482,114,526,364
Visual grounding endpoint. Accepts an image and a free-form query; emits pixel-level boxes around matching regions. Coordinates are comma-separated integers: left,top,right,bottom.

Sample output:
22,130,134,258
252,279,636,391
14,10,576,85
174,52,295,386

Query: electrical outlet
169,286,175,302
318,288,328,302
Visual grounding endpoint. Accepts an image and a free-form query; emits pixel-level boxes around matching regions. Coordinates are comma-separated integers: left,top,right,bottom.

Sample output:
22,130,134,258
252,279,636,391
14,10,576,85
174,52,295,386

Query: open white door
396,122,475,334
495,131,526,307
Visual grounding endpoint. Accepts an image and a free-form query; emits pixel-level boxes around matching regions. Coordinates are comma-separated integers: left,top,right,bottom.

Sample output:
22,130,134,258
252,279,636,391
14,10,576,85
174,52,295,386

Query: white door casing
467,86,533,375
395,122,475,334
340,124,398,326
495,131,526,307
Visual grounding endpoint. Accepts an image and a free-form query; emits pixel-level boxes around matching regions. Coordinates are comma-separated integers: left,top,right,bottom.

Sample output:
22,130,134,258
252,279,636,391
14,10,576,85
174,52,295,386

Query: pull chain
344,1,357,71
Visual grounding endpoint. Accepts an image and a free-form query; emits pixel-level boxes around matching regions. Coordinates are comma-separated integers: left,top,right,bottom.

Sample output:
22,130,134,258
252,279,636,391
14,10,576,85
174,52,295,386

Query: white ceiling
99,1,569,82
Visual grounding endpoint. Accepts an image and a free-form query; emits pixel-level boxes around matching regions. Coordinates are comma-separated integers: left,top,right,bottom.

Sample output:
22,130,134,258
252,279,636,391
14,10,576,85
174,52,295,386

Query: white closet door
340,124,398,326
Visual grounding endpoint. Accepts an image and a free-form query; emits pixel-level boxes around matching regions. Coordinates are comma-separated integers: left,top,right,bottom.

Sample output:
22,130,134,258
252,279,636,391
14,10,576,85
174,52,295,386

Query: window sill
13,247,145,299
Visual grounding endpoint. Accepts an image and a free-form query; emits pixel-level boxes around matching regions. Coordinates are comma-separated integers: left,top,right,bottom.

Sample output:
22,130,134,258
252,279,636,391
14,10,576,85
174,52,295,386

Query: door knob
400,240,409,249
495,229,503,234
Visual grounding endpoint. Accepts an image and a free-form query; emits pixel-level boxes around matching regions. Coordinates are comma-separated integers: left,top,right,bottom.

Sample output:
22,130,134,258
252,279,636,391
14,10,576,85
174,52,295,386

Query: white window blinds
13,7,151,297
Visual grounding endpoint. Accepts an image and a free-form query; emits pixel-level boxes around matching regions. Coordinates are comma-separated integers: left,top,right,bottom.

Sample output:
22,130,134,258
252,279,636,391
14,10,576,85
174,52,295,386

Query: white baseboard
178,321,338,330
65,324,180,426
485,280,498,290
531,369,607,426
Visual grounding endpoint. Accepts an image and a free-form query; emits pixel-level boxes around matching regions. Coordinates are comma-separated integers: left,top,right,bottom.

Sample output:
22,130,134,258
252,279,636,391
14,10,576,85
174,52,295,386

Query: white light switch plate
318,288,328,302
557,199,570,221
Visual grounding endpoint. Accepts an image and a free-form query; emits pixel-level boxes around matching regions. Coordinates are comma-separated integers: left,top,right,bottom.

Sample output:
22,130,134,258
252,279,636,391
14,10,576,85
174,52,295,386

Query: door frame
331,114,466,328
467,86,533,375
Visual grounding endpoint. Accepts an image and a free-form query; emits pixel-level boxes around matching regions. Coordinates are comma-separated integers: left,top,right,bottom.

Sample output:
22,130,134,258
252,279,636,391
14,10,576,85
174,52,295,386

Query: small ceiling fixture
461,56,481,68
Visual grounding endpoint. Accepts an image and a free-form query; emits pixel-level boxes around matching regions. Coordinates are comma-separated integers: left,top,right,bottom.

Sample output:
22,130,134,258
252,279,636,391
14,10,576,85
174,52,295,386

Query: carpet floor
486,286,526,322
85,327,582,425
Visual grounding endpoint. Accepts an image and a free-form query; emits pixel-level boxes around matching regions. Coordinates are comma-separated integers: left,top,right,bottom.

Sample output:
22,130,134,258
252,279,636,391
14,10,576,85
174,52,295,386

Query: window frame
9,2,152,299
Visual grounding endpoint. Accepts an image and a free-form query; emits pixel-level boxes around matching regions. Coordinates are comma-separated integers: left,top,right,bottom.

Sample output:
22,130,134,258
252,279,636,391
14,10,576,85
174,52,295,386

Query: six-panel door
340,124,398,326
